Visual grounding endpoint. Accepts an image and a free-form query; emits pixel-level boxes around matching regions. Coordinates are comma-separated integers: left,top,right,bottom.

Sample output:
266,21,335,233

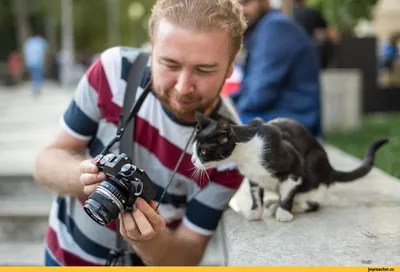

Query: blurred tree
10,0,30,50
306,0,379,34
2,0,157,58
0,0,17,60
120,0,156,48
69,0,156,53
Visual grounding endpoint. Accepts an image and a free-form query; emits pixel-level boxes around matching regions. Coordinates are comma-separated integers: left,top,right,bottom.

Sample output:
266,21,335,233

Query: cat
191,111,389,222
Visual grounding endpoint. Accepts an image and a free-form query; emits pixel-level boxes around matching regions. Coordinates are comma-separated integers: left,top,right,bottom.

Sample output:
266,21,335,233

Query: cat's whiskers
190,166,202,181
203,166,211,186
190,164,211,187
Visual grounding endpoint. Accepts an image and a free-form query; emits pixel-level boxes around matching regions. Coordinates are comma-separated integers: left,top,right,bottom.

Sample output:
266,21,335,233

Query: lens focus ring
101,181,127,204
97,182,126,212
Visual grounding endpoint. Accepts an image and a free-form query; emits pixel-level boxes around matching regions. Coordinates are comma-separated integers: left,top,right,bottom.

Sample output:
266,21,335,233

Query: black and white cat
191,111,389,222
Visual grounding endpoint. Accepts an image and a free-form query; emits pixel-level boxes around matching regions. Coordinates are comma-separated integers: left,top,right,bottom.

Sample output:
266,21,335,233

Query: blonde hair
149,0,247,60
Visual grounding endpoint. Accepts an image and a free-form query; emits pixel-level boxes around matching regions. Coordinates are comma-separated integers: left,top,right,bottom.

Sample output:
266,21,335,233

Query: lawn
325,113,400,179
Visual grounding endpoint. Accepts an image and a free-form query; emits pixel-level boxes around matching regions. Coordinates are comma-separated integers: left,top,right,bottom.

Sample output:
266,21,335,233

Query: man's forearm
34,148,87,197
133,230,206,266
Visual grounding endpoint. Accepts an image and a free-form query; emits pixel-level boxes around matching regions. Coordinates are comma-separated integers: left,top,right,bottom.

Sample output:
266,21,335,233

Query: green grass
325,113,400,179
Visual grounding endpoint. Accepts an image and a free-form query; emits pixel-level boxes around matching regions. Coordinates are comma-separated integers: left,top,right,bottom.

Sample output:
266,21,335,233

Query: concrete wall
320,69,362,134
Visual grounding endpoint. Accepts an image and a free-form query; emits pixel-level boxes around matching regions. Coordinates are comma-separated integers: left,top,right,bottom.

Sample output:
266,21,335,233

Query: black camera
83,153,157,226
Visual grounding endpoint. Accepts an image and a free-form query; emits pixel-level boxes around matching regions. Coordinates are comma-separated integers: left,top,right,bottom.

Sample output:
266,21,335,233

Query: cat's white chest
232,135,279,191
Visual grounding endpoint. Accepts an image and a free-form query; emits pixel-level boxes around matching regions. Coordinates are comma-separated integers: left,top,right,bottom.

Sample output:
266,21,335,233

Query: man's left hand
119,198,167,243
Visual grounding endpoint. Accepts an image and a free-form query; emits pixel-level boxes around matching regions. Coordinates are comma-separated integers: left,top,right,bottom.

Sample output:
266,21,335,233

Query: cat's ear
195,110,212,129
217,118,232,133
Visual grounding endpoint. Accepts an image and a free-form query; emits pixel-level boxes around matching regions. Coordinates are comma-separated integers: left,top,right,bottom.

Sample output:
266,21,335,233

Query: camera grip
133,168,157,203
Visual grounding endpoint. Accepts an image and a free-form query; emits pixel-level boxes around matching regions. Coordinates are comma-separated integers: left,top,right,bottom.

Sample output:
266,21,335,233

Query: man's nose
175,71,194,95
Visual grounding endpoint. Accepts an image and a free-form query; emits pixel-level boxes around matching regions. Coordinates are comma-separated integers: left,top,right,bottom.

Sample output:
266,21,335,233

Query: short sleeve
183,165,244,235
61,46,140,140
61,59,103,141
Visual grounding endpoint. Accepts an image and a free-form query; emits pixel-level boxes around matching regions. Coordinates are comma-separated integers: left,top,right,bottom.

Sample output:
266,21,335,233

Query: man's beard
150,72,227,122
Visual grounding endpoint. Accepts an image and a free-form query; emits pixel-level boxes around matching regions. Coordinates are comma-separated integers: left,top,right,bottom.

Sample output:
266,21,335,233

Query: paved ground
0,81,399,266
0,81,74,175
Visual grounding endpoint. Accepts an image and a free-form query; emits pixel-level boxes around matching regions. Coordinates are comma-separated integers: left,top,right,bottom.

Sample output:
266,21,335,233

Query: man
232,0,322,137
23,29,49,94
379,31,400,72
33,0,246,266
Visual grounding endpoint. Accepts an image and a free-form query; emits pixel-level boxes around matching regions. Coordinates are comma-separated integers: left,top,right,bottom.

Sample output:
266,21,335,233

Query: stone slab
227,143,400,266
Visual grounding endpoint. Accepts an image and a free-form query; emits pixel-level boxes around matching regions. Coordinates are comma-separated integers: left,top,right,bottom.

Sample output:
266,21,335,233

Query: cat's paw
244,208,263,221
275,207,294,222
263,203,279,217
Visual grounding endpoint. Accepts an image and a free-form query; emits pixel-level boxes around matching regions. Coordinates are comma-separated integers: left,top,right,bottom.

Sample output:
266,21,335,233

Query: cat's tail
331,137,389,182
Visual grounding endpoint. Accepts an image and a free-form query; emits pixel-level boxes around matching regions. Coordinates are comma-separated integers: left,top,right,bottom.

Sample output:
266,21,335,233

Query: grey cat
191,111,389,222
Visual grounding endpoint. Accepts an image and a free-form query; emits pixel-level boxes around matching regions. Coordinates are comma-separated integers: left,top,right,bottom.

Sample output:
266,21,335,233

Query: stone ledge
226,143,400,266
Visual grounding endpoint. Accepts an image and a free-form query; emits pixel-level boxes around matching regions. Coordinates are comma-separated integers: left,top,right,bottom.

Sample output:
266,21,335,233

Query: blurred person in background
22,28,48,94
293,0,340,69
379,31,400,73
6,50,23,86
231,0,322,137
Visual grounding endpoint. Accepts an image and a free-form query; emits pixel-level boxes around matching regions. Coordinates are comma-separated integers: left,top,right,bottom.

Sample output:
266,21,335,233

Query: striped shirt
45,46,244,266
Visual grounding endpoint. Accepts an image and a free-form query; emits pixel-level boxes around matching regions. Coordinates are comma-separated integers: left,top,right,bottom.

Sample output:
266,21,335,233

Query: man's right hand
79,159,107,195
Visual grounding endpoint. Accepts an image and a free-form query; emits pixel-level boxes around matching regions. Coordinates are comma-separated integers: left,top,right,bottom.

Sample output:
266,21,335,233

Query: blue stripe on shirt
121,57,131,82
88,137,105,158
56,197,111,259
44,248,61,266
186,198,223,231
120,56,150,89
64,100,98,137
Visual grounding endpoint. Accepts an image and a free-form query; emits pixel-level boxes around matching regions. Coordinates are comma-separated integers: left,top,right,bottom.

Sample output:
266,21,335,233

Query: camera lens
83,180,129,226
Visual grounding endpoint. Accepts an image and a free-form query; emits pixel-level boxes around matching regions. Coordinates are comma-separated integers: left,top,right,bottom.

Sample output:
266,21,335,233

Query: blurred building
373,0,400,43
373,0,400,87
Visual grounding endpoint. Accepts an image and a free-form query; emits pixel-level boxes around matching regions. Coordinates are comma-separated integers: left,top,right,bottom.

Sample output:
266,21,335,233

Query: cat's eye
199,148,206,156
219,136,228,144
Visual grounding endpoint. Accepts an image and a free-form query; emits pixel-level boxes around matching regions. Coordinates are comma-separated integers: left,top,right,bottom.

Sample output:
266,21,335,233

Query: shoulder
259,10,307,39
215,97,243,125
260,10,292,28
80,46,150,125
86,46,146,107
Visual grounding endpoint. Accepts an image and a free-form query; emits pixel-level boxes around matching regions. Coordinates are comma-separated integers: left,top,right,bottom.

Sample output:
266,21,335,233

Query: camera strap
105,51,150,266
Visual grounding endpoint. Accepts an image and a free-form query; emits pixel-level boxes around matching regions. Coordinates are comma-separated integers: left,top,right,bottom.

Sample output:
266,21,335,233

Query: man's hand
119,198,167,241
119,198,168,265
79,159,107,195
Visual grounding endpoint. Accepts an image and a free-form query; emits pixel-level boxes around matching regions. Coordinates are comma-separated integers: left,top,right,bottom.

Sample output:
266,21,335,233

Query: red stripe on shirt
86,58,121,126
134,117,244,189
210,168,244,190
46,226,102,266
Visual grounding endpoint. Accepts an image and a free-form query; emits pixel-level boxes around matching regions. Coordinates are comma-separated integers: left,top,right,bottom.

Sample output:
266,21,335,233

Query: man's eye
166,64,179,70
196,68,213,74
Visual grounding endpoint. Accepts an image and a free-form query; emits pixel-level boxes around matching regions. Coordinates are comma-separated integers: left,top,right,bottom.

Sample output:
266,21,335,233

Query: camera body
83,153,157,226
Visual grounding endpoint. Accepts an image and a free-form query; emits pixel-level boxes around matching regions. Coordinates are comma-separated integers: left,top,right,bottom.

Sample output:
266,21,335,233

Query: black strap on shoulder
119,52,150,160
105,51,150,266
